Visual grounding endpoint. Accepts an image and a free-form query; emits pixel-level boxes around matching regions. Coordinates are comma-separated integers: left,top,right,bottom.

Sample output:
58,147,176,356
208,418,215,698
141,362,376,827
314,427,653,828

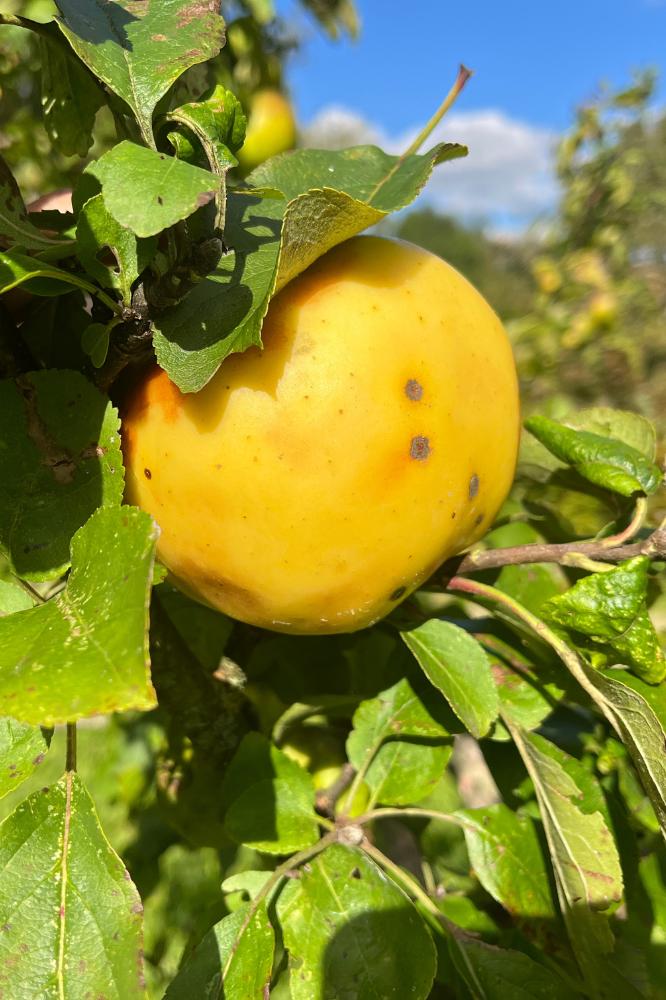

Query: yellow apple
122,235,520,633
236,88,296,174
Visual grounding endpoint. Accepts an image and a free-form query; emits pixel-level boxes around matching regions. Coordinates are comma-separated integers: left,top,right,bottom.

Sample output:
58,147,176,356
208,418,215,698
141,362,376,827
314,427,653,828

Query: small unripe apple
122,236,520,634
236,88,297,174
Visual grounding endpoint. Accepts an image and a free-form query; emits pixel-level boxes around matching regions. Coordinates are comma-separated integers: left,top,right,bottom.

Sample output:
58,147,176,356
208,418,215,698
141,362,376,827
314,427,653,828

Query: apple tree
0,4,665,999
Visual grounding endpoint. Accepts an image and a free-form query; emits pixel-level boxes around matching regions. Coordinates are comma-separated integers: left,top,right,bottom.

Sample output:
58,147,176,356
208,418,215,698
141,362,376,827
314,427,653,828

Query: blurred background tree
510,73,666,421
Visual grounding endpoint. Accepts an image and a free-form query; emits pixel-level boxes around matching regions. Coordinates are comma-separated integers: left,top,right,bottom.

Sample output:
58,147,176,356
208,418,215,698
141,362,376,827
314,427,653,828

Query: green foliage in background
511,74,666,421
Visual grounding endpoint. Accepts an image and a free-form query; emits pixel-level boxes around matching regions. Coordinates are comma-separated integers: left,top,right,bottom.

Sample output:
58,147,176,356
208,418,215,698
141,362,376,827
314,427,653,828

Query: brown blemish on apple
475,512,484,526
405,379,423,401
178,563,264,617
144,468,152,479
469,474,480,498
390,585,406,601
410,436,430,461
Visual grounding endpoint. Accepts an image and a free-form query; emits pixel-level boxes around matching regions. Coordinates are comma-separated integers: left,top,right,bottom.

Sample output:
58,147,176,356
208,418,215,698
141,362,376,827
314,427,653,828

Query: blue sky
277,0,666,230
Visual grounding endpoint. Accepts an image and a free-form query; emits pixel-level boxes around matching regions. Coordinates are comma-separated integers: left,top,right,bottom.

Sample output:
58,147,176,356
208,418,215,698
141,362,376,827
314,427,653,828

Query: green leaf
347,677,453,751
367,739,453,806
166,128,200,164
152,191,283,391
0,249,85,297
481,632,568,736
346,677,453,807
0,581,33,615
221,870,273,901
524,414,663,496
583,666,666,839
512,728,623,993
221,733,319,854
402,620,499,738
437,894,500,937
249,142,467,293
495,563,565,616
277,844,437,1000
18,292,90,371
85,141,221,238
165,85,247,174
449,936,572,999
165,902,274,1000
0,718,50,800
76,193,157,304
0,159,70,251
569,407,657,462
0,370,124,579
543,557,665,684
80,321,111,368
55,0,226,146
0,773,144,998
456,804,555,918
0,506,158,726
40,36,105,158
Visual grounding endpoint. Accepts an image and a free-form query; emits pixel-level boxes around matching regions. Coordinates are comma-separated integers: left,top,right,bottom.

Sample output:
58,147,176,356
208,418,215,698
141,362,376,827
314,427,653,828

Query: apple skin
27,189,73,214
236,89,297,174
122,236,520,634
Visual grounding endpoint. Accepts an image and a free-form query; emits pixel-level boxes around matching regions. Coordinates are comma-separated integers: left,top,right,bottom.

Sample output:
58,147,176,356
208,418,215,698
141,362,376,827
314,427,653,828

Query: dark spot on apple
144,468,152,479
451,511,456,519
390,585,406,601
475,513,484,526
410,436,430,461
351,867,362,879
405,379,423,401
469,474,479,498
157,196,163,205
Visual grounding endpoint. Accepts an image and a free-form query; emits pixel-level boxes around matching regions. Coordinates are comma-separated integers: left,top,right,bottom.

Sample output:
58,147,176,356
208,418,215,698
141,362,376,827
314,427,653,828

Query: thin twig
0,13,54,39
600,495,649,548
315,762,356,818
355,806,461,827
367,64,472,204
402,64,473,159
441,524,666,579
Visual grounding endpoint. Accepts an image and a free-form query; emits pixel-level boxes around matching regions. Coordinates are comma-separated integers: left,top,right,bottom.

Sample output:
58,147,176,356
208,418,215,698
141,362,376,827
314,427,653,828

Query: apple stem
0,14,54,39
402,64,473,159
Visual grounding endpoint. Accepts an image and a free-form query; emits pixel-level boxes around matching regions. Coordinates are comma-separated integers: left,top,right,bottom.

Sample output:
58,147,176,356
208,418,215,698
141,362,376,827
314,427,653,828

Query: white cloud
301,106,560,232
